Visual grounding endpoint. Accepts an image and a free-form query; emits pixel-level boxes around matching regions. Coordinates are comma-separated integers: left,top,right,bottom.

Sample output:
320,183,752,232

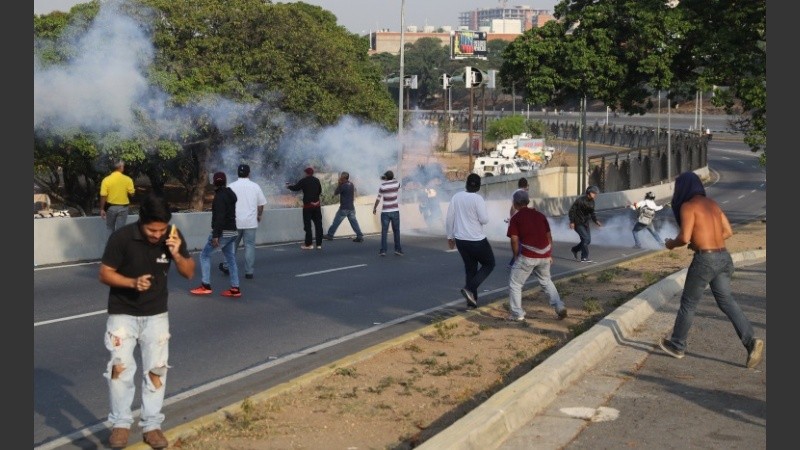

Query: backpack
637,205,656,225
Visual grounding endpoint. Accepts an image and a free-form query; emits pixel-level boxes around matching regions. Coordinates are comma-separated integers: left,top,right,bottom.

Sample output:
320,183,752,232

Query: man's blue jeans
632,222,663,248
379,211,401,253
199,234,239,287
104,312,169,432
668,251,756,351
570,222,591,259
234,228,257,276
327,208,364,238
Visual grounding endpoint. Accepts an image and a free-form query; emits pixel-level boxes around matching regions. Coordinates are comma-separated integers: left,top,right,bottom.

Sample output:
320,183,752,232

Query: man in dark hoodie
568,185,603,263
658,171,764,368
190,172,241,298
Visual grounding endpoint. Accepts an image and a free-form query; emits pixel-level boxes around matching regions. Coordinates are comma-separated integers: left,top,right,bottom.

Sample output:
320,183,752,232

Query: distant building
370,30,523,55
369,6,554,56
459,5,554,32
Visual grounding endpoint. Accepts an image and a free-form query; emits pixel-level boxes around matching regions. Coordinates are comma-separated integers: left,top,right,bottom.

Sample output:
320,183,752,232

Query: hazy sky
34,0,558,34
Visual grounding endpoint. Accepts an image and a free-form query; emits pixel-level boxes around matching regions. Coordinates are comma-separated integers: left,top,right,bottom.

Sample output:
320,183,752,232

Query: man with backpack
628,191,665,249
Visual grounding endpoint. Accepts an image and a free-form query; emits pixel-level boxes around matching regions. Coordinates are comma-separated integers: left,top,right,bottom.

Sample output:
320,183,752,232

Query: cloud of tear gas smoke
479,199,678,251
34,0,164,136
34,0,464,214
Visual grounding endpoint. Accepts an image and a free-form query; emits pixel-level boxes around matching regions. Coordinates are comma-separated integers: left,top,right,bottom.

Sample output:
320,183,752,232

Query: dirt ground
170,216,765,449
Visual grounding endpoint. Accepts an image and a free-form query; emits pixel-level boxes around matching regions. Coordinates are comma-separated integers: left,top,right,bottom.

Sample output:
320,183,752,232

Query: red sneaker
190,284,212,295
221,287,241,298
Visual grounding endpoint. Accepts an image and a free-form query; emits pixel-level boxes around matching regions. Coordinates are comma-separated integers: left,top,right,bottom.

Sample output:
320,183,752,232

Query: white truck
472,134,554,177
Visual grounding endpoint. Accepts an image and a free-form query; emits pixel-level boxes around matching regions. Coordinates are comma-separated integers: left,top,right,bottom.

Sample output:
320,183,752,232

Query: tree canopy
500,0,766,154
34,0,398,211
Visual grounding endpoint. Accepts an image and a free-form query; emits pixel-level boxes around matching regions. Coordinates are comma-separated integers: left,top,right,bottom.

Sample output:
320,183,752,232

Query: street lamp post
396,0,406,182
667,91,672,180
565,21,587,195
579,95,587,195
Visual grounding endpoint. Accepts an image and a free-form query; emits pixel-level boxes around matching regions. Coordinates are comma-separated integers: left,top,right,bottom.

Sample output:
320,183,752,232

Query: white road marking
560,406,620,422
35,296,473,450
295,264,367,277
34,310,105,327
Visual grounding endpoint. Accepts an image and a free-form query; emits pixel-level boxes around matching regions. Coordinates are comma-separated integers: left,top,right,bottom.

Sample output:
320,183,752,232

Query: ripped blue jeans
104,313,170,431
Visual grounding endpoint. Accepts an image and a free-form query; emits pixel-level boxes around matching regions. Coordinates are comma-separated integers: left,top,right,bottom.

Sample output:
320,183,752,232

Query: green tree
35,0,399,211
500,0,765,154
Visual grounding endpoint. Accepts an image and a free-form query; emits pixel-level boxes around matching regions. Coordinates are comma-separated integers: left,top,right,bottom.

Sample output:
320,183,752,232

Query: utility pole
667,91,672,180
481,84,486,153
468,85,474,175
396,0,406,183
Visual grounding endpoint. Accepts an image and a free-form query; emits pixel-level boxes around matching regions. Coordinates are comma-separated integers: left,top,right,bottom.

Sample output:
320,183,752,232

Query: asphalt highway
33,134,765,449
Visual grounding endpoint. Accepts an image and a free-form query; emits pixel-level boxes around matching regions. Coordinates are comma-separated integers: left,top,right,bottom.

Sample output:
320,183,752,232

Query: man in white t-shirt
220,164,267,279
446,173,496,309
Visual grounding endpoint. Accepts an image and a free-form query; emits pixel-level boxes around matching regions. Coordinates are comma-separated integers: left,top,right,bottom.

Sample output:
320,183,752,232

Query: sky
34,0,558,34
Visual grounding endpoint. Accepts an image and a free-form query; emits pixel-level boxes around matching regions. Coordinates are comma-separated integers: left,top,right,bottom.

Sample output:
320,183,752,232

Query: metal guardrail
412,111,709,191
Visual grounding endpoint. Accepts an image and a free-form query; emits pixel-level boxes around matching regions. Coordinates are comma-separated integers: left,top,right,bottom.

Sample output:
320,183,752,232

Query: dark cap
238,164,250,177
586,185,600,195
381,170,394,181
304,167,314,175
466,173,481,192
513,189,530,205
213,171,227,186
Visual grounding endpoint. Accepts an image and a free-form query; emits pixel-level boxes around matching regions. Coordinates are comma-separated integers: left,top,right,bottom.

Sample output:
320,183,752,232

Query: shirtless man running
658,171,764,369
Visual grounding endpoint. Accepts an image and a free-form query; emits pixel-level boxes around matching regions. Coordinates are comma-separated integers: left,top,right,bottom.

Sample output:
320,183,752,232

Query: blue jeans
104,312,169,432
632,222,663,247
455,238,496,303
380,211,401,253
199,233,239,287
667,251,755,351
234,228,257,276
327,208,364,238
105,205,129,235
571,222,591,259
508,256,564,318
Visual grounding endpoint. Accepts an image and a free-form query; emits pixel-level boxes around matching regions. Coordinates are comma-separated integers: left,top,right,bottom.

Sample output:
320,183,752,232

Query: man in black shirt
99,193,195,449
287,167,324,249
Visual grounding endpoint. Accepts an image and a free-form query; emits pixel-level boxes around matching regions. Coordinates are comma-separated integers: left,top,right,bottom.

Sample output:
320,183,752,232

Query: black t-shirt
101,222,191,316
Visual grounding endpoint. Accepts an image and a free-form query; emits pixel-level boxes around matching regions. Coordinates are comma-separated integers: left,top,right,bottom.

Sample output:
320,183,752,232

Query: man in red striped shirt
373,170,403,256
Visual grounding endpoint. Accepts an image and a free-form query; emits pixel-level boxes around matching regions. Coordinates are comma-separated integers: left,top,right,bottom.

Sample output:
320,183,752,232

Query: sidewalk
418,251,766,450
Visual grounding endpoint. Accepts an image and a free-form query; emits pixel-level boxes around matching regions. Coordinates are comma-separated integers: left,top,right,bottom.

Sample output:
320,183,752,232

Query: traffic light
402,75,418,89
450,67,486,89
440,73,451,89
466,66,483,88
383,74,418,88
487,69,497,89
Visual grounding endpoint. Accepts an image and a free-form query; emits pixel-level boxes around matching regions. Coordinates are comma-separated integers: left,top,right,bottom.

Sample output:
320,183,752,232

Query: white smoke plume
34,0,453,202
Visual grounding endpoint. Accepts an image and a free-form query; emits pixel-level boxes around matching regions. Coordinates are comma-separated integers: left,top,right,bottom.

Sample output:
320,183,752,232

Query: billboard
450,30,488,60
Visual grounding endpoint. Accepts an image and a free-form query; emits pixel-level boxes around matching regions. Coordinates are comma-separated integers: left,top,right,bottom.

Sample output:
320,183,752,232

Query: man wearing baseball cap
220,164,267,279
567,185,603,263
286,167,324,249
190,172,241,297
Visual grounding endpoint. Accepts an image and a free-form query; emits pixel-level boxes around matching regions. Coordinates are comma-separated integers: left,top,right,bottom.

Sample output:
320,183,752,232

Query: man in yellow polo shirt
99,160,135,236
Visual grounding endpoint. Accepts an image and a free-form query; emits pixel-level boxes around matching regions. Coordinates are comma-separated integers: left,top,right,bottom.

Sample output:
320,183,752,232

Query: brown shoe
142,429,169,449
108,427,130,448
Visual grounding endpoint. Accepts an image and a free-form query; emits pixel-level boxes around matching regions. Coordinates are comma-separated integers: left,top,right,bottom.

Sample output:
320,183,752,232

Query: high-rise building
458,5,553,32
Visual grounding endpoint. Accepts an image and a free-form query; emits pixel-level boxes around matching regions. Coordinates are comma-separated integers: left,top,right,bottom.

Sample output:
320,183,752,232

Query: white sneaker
506,314,525,322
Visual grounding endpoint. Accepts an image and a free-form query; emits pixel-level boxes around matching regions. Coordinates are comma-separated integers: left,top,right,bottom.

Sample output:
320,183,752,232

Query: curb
415,249,766,450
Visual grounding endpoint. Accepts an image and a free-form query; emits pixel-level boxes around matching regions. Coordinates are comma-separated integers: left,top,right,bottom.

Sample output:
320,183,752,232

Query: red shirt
507,207,552,258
